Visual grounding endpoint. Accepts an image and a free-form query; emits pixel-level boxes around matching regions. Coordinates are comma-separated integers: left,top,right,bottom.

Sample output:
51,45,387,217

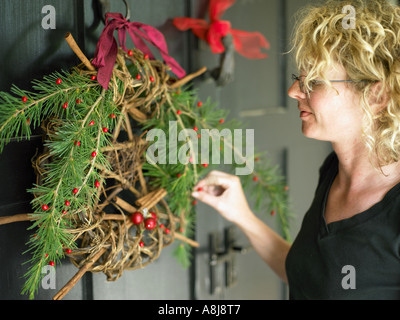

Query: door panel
193,0,331,300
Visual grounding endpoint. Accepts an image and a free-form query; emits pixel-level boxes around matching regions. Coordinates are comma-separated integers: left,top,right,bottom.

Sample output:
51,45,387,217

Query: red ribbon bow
173,0,270,59
92,13,186,90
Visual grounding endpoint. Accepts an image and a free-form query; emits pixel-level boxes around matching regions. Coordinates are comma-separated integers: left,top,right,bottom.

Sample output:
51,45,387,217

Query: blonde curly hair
290,0,400,167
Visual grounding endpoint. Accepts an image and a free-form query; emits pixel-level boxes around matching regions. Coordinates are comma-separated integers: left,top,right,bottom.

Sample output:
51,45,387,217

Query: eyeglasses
291,74,358,94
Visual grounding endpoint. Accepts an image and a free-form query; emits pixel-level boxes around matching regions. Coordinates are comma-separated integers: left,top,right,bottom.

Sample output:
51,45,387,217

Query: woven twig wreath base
31,44,202,300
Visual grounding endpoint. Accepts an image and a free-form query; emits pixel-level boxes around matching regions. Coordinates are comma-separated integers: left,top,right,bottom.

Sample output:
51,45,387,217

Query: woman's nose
287,80,305,101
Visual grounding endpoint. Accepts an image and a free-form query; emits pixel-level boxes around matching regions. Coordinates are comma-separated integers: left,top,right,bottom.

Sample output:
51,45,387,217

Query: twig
174,233,199,248
169,67,207,89
0,213,32,225
52,247,107,300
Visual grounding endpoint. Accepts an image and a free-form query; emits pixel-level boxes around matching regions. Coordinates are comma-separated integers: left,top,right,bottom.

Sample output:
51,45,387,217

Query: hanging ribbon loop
92,13,186,90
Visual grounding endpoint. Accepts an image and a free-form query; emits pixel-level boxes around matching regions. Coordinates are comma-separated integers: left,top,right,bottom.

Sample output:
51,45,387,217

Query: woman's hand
191,170,253,224
192,170,290,283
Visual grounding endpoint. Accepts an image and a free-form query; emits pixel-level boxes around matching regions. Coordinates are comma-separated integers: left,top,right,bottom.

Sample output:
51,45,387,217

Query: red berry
88,120,95,126
253,176,259,182
91,151,97,157
74,141,80,146
62,102,68,109
21,96,28,103
42,204,49,211
202,163,208,168
45,253,48,258
149,76,155,82
164,228,170,234
76,99,81,104
144,54,149,59
197,134,201,138
159,224,165,229
56,78,62,85
197,187,203,192
144,217,156,230
95,180,100,188
65,248,72,254
192,200,197,205
219,119,224,124
91,75,96,80
139,241,144,247
197,101,202,107
131,212,144,225
65,200,70,206
270,210,276,216
49,261,55,266
176,173,182,178
150,211,157,220
176,110,182,115
136,74,141,80
72,188,78,194
284,185,289,191
102,127,108,133
62,210,67,215
193,127,198,132
128,50,133,56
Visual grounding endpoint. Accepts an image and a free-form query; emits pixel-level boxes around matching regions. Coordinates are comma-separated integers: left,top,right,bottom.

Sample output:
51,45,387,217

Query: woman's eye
310,81,322,89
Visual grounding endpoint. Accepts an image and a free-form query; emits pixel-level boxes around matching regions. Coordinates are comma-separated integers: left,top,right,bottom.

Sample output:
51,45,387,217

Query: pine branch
0,70,99,152
142,87,293,263
15,77,117,298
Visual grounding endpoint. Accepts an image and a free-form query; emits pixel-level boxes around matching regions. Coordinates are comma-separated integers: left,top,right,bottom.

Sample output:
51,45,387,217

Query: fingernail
191,192,199,197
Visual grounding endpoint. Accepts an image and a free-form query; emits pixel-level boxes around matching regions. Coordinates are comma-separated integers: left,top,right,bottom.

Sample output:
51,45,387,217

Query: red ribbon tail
231,29,270,59
128,23,186,78
92,17,121,89
94,42,118,90
173,17,209,41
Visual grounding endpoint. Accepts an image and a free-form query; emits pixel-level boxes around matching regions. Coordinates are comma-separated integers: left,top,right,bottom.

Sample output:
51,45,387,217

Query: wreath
0,13,291,300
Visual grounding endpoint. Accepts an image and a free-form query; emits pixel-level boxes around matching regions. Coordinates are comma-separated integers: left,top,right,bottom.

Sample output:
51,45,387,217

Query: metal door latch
209,226,252,295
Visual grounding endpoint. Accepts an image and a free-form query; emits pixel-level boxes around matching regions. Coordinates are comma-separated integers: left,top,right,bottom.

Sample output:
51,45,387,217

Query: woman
191,0,400,299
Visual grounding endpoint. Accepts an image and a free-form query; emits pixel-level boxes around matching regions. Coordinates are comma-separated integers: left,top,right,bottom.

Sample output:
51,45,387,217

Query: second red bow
173,0,270,59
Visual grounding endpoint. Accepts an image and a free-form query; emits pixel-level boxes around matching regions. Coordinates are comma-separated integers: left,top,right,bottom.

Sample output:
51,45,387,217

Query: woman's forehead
300,62,347,79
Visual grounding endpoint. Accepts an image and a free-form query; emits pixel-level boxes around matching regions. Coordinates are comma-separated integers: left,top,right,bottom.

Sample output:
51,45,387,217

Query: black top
285,152,400,299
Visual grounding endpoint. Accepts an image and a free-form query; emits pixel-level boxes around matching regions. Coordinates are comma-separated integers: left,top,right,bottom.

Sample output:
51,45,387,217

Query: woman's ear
368,81,389,114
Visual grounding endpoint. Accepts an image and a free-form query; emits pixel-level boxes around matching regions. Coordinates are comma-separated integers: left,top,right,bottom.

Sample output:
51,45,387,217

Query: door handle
208,226,253,295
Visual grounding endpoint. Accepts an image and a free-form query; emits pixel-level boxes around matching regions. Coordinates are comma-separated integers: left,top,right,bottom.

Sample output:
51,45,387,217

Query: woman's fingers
191,188,222,208
191,170,252,223
193,170,236,191
193,184,225,197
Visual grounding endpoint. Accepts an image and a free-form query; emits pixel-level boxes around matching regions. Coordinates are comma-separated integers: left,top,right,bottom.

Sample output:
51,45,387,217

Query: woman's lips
300,111,312,118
